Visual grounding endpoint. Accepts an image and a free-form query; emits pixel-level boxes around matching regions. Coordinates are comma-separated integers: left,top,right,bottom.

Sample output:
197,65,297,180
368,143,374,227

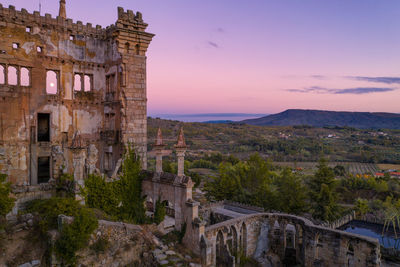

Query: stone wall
201,213,381,267
0,4,153,188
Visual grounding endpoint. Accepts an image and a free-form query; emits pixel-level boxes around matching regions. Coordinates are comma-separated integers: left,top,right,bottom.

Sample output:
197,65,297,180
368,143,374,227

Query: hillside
242,109,400,129
148,117,400,164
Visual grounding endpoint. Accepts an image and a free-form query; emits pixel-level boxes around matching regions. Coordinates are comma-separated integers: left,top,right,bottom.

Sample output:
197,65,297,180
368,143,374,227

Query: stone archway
240,222,247,255
227,225,238,259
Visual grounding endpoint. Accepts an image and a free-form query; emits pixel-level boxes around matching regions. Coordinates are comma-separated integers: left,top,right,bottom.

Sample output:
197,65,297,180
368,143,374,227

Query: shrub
83,146,147,224
56,173,75,198
153,199,166,225
90,237,110,255
55,207,98,265
0,173,15,217
26,197,98,265
82,174,119,218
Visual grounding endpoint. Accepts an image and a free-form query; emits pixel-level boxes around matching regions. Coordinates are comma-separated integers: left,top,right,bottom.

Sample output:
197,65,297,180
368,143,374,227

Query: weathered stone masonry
0,2,154,188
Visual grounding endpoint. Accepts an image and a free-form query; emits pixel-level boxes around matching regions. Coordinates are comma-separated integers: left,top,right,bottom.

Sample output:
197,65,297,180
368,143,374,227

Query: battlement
0,4,150,37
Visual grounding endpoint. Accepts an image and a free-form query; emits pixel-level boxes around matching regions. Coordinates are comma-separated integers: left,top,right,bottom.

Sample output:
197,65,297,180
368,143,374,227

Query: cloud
286,86,396,94
348,76,400,84
310,75,327,80
216,27,225,33
207,41,219,48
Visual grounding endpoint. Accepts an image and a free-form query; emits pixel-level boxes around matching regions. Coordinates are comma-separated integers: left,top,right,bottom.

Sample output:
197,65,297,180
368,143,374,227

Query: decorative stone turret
175,127,187,177
154,128,165,174
59,0,66,19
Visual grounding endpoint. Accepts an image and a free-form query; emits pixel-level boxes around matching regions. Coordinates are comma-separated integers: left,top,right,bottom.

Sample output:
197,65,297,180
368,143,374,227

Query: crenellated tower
113,8,155,169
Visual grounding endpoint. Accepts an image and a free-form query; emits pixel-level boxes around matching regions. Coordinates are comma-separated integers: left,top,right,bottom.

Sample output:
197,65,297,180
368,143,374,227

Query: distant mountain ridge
242,109,400,129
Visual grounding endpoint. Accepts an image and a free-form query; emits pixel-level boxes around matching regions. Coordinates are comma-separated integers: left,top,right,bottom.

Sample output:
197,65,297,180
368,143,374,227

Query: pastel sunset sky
6,0,400,114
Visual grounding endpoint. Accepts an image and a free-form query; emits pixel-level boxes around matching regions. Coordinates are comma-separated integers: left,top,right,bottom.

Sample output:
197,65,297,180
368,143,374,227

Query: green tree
355,198,369,216
119,146,146,224
308,159,339,221
275,168,308,214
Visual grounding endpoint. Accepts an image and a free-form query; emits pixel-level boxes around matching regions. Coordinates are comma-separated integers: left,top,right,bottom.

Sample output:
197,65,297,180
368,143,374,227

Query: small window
46,70,58,94
37,113,50,142
20,67,30,86
37,46,43,53
84,75,91,91
8,66,17,85
0,50,6,54
125,42,130,53
12,43,19,49
74,74,82,91
135,44,140,55
26,26,32,33
69,35,74,41
38,156,50,184
0,65,4,84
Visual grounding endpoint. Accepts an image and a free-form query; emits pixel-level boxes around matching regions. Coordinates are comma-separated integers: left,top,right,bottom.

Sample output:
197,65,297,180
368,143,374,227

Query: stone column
154,128,165,174
175,127,187,177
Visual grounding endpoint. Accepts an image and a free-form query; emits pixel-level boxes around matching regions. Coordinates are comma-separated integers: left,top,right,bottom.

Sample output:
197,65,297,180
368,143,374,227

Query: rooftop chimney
59,0,66,19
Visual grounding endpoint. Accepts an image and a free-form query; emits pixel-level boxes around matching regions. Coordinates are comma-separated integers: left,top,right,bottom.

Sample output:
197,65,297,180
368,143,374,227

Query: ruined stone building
0,1,154,186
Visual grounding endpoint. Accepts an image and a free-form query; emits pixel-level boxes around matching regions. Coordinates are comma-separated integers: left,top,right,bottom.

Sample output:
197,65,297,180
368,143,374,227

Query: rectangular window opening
37,46,43,53
38,156,50,184
0,65,4,84
12,43,19,49
26,26,32,33
37,113,50,142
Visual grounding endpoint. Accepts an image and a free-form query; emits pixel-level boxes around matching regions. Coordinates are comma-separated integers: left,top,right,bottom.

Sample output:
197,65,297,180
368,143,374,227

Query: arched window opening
8,66,17,85
0,65,4,84
20,67,30,86
216,231,225,264
135,44,140,55
74,74,82,91
347,243,354,255
84,75,91,91
46,70,58,94
125,42,130,53
285,224,296,249
240,222,247,255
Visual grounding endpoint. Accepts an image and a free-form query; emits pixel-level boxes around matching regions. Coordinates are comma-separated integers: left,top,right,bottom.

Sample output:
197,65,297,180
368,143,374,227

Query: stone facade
0,2,154,187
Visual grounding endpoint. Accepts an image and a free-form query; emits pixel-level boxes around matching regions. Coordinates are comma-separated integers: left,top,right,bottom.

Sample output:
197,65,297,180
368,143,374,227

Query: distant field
377,164,400,171
274,162,379,175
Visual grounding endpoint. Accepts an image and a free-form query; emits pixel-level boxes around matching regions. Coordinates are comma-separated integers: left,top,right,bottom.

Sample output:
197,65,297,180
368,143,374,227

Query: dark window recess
38,113,50,142
38,157,50,184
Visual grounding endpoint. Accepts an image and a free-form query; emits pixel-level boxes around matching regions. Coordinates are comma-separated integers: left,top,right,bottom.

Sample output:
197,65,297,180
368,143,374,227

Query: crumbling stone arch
227,225,238,258
240,222,247,255
285,224,296,249
216,230,225,265
346,241,355,267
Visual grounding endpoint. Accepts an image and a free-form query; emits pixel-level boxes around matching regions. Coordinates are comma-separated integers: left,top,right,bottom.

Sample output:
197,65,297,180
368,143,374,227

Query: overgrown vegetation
0,173,14,219
26,197,98,265
153,199,166,225
83,146,147,224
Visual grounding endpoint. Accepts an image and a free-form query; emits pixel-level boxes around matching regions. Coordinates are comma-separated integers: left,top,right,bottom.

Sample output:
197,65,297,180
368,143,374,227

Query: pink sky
5,0,400,114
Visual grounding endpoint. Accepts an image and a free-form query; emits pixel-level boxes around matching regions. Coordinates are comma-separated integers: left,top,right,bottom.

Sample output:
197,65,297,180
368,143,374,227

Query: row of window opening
0,65,30,86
